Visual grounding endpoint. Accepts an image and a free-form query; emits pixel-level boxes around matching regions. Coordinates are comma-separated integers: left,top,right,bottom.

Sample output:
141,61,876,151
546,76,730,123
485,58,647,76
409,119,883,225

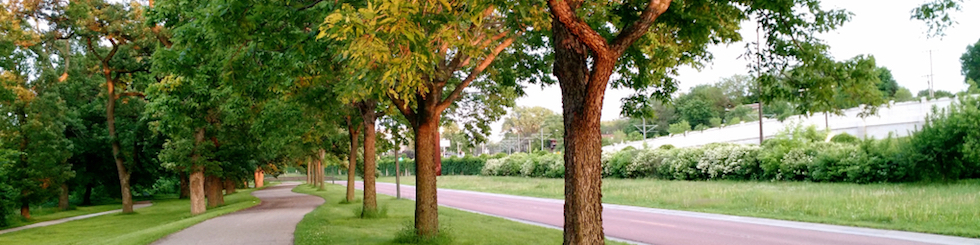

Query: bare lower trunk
190,128,206,215
395,143,401,199
554,11,607,244
180,172,190,199
223,179,236,194
20,202,30,219
358,100,379,215
413,112,440,237
59,183,70,210
316,154,324,190
82,184,93,206
205,175,224,207
346,119,361,202
254,168,264,188
307,161,313,185
106,72,134,214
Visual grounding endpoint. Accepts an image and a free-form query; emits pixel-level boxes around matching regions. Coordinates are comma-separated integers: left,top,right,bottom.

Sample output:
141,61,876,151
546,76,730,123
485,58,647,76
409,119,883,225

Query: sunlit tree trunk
190,128,206,215
346,118,361,202
59,183,70,210
357,99,380,215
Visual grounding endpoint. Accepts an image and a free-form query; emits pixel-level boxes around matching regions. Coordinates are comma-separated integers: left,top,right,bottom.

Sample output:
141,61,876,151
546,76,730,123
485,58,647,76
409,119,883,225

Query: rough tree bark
21,201,30,219
205,175,225,207
223,178,236,194
346,117,362,203
179,171,190,199
307,159,313,185
394,139,401,199
190,127,206,215
547,0,670,243
59,183,70,210
254,168,264,188
356,99,380,215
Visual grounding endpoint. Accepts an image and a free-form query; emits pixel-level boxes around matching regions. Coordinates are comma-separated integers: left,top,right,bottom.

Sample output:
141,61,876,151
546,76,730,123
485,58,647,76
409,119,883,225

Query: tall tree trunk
394,140,401,199
179,172,190,199
553,9,606,244
82,184,93,206
357,100,379,215
318,149,326,190
307,160,313,185
254,168,264,188
223,178,236,194
20,201,30,219
412,101,440,238
190,128,206,215
106,76,134,214
205,175,224,207
59,183,70,210
346,118,361,202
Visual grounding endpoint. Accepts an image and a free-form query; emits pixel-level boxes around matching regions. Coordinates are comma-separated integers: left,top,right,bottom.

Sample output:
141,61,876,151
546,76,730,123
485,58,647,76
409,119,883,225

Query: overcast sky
488,0,980,141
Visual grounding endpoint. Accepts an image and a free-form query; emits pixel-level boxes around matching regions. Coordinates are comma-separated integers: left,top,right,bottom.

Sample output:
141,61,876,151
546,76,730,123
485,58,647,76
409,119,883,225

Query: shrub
907,96,980,181
441,156,485,175
603,147,637,178
662,147,704,180
830,133,859,144
626,149,669,178
658,144,675,150
697,143,761,180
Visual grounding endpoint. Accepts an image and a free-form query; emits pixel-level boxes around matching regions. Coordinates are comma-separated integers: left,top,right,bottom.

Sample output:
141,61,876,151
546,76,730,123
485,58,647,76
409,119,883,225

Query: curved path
153,182,323,245
344,181,980,245
0,203,152,235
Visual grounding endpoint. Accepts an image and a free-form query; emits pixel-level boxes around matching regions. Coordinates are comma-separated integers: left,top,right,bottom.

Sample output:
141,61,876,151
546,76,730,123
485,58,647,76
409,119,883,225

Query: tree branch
388,92,417,128
437,35,517,112
547,0,610,56
610,0,672,54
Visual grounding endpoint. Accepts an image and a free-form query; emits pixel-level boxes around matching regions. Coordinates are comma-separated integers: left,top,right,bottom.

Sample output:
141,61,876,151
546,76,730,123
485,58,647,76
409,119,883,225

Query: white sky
488,0,980,142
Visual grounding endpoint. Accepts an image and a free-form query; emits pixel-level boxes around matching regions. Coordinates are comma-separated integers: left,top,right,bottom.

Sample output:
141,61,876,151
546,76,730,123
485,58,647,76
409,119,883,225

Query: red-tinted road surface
342,181,979,245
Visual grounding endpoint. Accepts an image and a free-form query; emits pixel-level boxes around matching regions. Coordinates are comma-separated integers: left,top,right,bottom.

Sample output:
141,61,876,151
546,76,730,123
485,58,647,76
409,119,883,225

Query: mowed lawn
3,203,122,229
376,175,980,238
292,184,627,245
0,187,266,245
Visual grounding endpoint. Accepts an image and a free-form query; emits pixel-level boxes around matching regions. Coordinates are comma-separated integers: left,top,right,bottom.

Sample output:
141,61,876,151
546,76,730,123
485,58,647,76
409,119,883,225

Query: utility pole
929,50,935,98
540,127,545,151
756,22,764,145
632,117,657,139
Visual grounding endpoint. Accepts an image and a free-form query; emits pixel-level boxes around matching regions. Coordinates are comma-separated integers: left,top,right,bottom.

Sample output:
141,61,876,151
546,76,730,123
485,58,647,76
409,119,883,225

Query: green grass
376,175,980,238
292,183,626,244
3,204,122,229
0,187,269,245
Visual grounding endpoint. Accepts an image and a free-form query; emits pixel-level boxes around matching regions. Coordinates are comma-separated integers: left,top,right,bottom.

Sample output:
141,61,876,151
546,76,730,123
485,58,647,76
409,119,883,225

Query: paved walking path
152,182,323,245
0,203,152,235
344,181,980,245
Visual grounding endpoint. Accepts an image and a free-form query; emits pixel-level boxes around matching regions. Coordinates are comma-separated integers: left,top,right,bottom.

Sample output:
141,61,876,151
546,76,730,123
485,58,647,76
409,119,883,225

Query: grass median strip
0,186,268,245
377,175,980,238
292,183,627,244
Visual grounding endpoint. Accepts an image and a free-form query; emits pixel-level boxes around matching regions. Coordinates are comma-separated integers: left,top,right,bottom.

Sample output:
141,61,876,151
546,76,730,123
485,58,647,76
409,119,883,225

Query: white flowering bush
662,147,704,180
697,143,761,180
626,149,670,178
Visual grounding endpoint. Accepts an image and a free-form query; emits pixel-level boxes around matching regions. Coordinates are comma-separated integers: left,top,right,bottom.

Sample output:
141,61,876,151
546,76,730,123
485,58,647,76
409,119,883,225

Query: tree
917,89,954,98
911,0,964,38
962,38,980,90
716,74,756,105
766,55,887,118
319,1,536,237
678,98,718,129
877,67,899,99
547,0,850,242
668,120,691,135
502,106,558,141
68,0,159,214
894,87,916,102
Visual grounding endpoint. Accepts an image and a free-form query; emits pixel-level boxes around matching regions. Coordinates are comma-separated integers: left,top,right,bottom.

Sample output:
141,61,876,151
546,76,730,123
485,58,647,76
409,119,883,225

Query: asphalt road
343,181,980,245
152,182,323,245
